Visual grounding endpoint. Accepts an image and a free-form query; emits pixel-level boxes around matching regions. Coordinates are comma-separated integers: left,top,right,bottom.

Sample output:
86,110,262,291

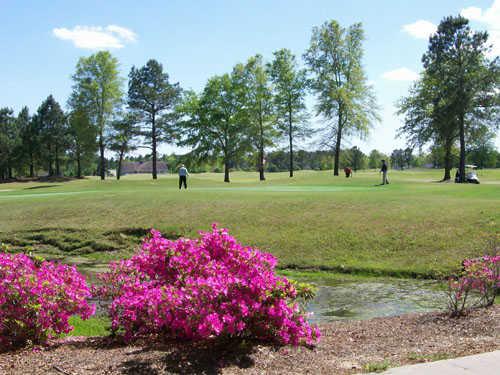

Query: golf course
1,169,498,279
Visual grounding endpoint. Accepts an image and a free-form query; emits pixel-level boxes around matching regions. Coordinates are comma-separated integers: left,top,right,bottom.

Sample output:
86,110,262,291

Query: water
306,279,447,323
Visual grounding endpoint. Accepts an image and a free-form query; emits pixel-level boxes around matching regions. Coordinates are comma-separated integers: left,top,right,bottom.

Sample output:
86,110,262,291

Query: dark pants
179,175,187,189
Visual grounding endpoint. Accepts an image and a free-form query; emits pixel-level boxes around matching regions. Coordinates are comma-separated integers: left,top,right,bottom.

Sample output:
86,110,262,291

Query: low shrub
447,254,499,316
0,253,95,349
96,224,320,345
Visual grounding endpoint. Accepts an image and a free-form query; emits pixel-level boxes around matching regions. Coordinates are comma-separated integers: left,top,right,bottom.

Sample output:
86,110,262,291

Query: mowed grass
0,169,498,278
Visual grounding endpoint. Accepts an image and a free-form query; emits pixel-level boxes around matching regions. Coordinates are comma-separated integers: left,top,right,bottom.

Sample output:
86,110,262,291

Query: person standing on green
380,159,389,185
178,164,189,189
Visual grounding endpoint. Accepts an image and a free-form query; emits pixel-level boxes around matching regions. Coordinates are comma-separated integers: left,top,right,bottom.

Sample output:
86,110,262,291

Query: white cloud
106,25,137,42
402,20,437,40
382,68,419,81
53,25,137,49
461,0,500,57
461,6,483,21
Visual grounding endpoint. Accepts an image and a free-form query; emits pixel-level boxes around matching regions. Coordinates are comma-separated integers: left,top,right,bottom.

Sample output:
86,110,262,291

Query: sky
1,0,499,155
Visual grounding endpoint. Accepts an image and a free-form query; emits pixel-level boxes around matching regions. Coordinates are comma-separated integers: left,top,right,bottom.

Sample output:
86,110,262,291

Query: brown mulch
1,306,499,375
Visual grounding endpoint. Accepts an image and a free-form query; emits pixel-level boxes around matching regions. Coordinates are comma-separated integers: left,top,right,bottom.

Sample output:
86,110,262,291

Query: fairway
1,169,499,278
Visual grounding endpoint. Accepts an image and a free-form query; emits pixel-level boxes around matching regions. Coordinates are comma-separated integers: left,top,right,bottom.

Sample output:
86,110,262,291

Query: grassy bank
0,169,498,278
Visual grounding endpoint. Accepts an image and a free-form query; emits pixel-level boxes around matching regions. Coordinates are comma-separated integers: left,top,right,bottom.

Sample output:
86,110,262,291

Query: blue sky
1,0,498,155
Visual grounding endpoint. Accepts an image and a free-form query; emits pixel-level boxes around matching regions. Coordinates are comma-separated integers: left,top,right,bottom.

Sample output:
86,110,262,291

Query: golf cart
455,165,480,184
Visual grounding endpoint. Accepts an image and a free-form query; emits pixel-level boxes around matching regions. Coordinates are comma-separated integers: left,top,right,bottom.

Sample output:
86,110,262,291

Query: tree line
0,19,380,182
1,16,498,183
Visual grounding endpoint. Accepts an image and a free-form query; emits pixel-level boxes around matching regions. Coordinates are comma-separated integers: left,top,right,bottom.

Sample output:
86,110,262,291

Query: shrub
447,254,499,316
96,224,320,345
0,253,95,349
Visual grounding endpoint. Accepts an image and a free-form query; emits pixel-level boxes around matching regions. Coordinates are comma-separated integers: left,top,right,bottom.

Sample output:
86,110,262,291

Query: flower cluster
0,253,95,349
96,224,320,345
447,254,499,316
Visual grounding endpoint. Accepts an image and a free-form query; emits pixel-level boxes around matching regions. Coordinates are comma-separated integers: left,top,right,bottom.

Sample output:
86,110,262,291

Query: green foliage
70,51,123,180
363,360,391,372
304,20,380,175
407,352,451,362
35,95,67,177
390,148,414,170
0,107,19,180
341,146,367,171
368,149,387,169
268,48,310,177
177,73,251,182
67,109,98,178
398,15,499,181
128,59,181,179
109,112,140,179
238,55,277,180
16,107,38,177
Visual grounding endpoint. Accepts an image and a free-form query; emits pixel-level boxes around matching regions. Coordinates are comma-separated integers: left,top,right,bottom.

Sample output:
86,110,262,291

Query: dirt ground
1,305,499,374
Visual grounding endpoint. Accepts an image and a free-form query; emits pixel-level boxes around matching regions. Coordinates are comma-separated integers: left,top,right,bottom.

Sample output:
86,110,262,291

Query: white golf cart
455,165,480,184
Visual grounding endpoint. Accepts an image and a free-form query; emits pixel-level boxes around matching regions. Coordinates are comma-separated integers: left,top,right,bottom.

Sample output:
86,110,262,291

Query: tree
403,147,414,169
268,48,310,177
36,96,67,176
346,146,366,171
68,109,97,178
0,108,18,180
70,51,123,180
17,107,38,177
304,20,380,176
368,149,385,169
422,16,499,182
128,59,181,180
390,149,406,170
177,74,249,183
109,112,140,180
237,55,276,181
397,75,459,180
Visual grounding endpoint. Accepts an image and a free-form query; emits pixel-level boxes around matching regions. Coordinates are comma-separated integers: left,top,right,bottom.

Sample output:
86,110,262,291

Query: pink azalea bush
96,224,320,345
0,253,95,349
447,254,499,316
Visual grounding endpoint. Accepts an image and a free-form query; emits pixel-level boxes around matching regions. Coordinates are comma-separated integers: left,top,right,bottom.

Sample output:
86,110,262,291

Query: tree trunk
443,141,452,181
258,104,265,181
288,105,293,178
152,112,157,180
76,155,82,179
117,149,124,181
458,112,466,183
259,147,265,181
224,160,230,183
8,166,13,180
333,124,342,176
29,153,34,178
48,154,53,176
55,144,60,177
99,132,105,180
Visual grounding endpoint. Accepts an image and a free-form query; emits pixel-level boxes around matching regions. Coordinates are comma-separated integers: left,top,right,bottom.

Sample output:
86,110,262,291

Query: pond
83,265,449,323
306,279,448,323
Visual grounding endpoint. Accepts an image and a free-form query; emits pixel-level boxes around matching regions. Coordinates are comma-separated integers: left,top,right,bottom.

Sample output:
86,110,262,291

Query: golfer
380,160,389,185
178,164,189,189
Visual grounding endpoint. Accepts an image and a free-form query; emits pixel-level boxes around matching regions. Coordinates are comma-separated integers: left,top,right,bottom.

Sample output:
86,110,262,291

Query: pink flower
95,224,320,346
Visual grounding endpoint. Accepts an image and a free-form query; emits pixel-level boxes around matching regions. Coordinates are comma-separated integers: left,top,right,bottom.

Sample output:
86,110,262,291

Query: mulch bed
1,305,499,374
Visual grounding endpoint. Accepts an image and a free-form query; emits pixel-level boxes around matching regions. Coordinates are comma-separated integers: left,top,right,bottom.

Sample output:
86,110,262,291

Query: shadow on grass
23,184,60,190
